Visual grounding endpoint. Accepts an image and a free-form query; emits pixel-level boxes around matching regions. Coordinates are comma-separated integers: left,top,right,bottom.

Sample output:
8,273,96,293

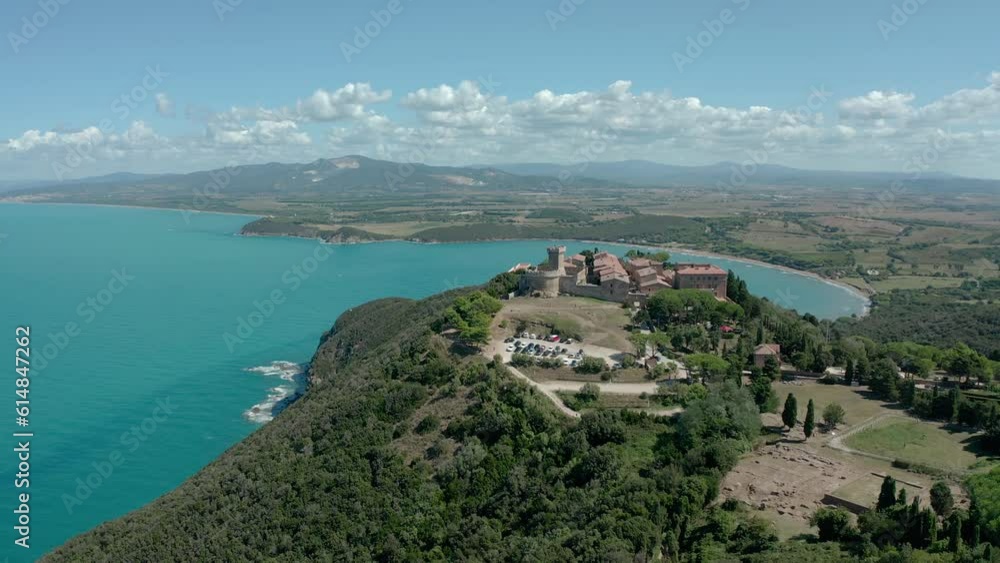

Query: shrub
415,414,440,435
510,353,535,367
575,356,607,374
577,382,601,404
822,403,846,428
810,507,855,542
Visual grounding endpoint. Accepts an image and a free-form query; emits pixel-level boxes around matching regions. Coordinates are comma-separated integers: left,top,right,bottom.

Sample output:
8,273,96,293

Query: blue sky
2,0,1000,180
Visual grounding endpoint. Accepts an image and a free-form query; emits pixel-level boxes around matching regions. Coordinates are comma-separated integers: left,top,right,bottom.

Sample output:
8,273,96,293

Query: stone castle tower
546,246,566,273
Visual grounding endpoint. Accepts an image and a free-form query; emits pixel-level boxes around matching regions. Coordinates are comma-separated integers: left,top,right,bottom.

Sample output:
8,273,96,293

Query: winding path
826,413,899,463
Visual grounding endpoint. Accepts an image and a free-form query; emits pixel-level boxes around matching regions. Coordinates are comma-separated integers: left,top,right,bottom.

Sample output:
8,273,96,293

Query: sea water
0,203,866,559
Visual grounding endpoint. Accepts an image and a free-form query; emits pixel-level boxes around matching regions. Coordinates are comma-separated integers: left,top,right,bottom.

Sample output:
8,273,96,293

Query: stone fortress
517,246,728,304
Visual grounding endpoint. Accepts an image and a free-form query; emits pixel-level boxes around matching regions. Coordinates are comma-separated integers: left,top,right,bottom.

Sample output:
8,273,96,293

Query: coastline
0,199,264,219
7,200,870,314
237,222,874,315
247,228,873,316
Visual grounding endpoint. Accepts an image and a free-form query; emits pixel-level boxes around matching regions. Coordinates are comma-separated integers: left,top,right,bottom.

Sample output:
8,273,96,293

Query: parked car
521,332,529,338
504,337,514,343
564,338,574,345
505,345,515,352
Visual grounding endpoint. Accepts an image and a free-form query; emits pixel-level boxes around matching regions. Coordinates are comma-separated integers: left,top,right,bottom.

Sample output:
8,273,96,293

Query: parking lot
496,332,628,369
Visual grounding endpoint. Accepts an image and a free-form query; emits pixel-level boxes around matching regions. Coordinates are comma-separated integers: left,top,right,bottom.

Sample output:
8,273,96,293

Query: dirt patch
722,443,863,524
392,388,473,466
496,296,633,351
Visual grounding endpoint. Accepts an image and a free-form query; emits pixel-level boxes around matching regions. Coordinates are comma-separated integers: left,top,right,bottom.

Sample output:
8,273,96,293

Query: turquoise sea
0,203,866,559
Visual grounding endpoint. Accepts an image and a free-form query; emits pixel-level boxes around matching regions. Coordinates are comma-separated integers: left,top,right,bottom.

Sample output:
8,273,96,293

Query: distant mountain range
4,155,998,197
2,155,611,198
479,159,1000,192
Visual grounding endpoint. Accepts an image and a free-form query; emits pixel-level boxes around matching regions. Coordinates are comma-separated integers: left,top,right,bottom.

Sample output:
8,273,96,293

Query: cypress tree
948,512,963,553
844,359,855,386
803,399,816,439
782,393,798,430
877,476,897,512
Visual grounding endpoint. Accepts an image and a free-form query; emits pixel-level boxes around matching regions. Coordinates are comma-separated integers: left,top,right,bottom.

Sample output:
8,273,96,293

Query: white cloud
839,91,916,121
5,74,1000,179
296,83,391,121
207,120,311,146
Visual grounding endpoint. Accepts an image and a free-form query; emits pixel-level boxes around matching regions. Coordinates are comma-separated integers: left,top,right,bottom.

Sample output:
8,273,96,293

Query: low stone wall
821,493,870,515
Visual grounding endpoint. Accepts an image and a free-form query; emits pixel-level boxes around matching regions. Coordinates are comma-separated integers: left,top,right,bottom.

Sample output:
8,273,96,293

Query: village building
674,263,729,299
518,246,729,305
754,344,782,368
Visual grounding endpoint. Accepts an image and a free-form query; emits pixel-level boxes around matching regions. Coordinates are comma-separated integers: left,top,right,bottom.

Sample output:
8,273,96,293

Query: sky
2,0,1000,181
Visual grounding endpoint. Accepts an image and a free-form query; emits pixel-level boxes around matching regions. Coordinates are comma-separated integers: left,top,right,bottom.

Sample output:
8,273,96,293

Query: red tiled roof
754,344,781,355
675,263,727,276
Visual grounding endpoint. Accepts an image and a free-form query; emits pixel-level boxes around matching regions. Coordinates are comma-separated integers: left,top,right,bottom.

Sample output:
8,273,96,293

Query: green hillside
44,289,766,562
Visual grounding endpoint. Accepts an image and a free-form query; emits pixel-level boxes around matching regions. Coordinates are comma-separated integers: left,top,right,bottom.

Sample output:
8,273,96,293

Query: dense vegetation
46,286,777,562
833,281,1000,359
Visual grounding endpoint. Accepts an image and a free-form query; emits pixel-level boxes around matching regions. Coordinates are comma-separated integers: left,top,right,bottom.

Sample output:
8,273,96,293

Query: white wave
243,361,307,424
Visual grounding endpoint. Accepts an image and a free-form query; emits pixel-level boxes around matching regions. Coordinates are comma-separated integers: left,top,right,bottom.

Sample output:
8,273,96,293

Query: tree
782,393,798,430
844,359,855,386
803,399,816,439
749,372,778,413
686,353,730,382
947,512,963,553
810,507,854,542
945,343,992,386
899,379,917,408
822,403,846,429
442,291,502,346
763,356,780,380
869,357,900,401
930,481,954,518
577,382,601,404
574,356,607,374
877,475,898,512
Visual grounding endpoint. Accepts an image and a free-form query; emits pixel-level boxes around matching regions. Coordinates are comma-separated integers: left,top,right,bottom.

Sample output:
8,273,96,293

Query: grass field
870,276,966,292
496,296,633,351
772,381,889,429
844,417,990,472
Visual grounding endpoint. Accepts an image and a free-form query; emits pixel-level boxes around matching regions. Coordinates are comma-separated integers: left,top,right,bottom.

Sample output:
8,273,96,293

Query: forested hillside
44,288,769,561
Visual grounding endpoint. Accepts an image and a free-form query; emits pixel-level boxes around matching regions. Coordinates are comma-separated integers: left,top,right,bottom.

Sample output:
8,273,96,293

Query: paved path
503,364,581,418
536,380,660,395
826,413,898,463
484,335,684,419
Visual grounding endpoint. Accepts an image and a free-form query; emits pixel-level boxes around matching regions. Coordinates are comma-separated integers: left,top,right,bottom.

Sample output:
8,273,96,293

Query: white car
506,344,515,352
